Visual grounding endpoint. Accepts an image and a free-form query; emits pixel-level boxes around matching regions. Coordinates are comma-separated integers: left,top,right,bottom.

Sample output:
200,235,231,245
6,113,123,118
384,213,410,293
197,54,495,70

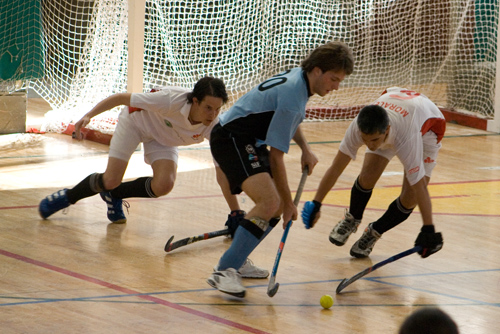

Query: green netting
0,0,44,81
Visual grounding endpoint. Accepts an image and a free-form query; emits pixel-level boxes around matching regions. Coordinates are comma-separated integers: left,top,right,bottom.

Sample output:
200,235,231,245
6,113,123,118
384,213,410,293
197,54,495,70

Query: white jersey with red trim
124,86,216,147
340,87,446,185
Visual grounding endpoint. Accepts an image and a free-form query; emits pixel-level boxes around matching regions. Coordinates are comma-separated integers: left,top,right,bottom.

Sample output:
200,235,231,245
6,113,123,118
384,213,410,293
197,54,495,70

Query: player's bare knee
357,173,377,190
400,188,417,208
399,195,416,209
102,176,122,190
151,179,174,196
264,194,281,218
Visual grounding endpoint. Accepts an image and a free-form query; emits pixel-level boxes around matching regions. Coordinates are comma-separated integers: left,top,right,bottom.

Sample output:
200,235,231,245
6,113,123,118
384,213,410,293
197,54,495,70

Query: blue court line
2,295,487,309
2,268,498,308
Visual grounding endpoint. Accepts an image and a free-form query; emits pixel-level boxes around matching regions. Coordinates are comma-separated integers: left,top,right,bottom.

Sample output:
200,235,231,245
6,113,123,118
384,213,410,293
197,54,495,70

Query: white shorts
368,131,441,178
421,131,441,177
109,109,179,165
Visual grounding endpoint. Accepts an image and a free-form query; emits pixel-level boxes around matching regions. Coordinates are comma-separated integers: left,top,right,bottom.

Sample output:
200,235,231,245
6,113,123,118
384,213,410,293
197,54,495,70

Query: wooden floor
1,100,499,333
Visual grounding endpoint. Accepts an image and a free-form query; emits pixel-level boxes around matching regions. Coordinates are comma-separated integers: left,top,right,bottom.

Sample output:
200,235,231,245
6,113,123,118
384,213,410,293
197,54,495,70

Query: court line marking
0,248,270,334
2,200,499,218
2,178,500,218
3,269,498,308
1,131,498,160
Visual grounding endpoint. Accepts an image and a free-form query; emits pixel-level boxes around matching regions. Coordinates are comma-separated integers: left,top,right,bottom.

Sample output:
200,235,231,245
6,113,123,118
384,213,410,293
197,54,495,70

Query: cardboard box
0,90,26,134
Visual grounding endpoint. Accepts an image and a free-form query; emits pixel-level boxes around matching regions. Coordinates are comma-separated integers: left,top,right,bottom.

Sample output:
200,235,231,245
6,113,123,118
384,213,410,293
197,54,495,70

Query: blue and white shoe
100,192,128,224
39,189,70,219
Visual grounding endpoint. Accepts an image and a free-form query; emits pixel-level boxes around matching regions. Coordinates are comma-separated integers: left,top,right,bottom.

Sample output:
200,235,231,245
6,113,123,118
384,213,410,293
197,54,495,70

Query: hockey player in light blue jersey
207,41,354,297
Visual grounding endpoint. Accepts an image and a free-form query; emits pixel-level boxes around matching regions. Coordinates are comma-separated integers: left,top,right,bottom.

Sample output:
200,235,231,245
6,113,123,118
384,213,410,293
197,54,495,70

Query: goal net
2,0,498,134
0,0,44,88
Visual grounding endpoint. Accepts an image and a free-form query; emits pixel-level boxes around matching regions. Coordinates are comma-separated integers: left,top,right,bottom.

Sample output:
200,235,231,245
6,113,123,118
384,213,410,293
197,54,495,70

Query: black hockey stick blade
164,228,230,253
164,235,175,252
267,280,279,297
336,245,422,294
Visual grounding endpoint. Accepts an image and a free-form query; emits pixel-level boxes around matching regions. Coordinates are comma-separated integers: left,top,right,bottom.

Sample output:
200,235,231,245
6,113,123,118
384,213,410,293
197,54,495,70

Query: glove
225,210,246,238
414,225,443,258
301,200,322,229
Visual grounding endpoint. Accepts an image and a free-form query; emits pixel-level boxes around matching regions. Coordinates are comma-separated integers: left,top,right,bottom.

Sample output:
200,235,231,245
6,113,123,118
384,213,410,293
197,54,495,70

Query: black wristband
230,210,246,217
312,200,322,209
421,225,435,233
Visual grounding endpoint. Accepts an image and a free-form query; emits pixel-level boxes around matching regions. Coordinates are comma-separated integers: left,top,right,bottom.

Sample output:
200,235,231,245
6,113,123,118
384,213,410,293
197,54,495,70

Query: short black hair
187,76,228,104
357,105,389,135
399,308,459,334
301,41,354,75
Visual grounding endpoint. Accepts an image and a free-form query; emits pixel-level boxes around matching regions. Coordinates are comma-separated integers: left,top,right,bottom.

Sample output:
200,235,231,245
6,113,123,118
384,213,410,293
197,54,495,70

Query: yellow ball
320,294,334,309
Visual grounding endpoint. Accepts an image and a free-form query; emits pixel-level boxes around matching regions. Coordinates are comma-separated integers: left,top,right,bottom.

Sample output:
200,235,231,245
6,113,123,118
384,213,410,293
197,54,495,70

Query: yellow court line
301,180,500,216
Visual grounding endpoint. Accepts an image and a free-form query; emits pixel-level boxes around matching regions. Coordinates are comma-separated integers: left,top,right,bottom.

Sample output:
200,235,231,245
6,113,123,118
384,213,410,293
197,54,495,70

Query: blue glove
301,200,322,229
225,210,246,238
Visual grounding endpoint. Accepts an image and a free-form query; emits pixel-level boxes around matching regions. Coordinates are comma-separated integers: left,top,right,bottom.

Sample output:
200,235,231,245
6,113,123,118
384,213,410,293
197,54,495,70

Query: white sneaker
238,258,269,278
213,258,269,279
207,268,246,298
350,223,381,258
329,209,361,246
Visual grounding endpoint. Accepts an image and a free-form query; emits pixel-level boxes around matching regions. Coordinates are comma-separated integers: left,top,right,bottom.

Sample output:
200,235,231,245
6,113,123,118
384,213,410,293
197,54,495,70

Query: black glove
301,200,322,229
414,225,443,258
225,210,246,238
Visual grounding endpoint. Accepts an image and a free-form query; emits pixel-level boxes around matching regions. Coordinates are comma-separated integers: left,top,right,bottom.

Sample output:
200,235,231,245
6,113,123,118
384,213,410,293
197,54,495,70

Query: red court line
0,248,269,334
430,195,472,199
320,203,500,217
0,205,35,210
382,178,500,188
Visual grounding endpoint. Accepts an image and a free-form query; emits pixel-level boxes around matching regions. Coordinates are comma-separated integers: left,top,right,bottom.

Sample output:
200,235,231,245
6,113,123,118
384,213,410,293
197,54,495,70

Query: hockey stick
335,245,422,294
164,228,230,253
267,166,309,297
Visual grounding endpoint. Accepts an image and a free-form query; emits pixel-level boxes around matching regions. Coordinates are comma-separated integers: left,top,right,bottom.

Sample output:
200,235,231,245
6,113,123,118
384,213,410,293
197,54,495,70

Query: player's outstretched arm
292,125,318,174
74,93,131,140
269,147,296,227
413,177,433,226
412,177,443,258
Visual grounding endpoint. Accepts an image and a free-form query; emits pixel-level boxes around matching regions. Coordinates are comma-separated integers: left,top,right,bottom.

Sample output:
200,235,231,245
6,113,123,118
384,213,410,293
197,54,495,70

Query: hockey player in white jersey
39,77,233,224
302,87,445,259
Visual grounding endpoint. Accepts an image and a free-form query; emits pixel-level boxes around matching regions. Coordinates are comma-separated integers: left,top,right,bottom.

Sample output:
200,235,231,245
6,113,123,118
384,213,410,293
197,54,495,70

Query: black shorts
210,123,271,194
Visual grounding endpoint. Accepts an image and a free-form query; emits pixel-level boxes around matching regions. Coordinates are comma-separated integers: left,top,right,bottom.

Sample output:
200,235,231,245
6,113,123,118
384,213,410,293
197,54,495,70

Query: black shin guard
372,197,414,234
269,217,281,227
349,176,373,220
66,173,105,204
239,217,269,239
110,177,157,199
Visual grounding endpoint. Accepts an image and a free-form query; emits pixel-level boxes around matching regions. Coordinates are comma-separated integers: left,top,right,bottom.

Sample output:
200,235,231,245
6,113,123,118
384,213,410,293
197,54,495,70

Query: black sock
66,173,105,204
349,176,373,220
110,177,157,199
372,197,414,234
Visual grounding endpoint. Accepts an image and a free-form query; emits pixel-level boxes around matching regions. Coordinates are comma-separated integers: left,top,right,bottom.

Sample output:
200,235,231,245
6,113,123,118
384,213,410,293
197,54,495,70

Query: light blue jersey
219,67,310,153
